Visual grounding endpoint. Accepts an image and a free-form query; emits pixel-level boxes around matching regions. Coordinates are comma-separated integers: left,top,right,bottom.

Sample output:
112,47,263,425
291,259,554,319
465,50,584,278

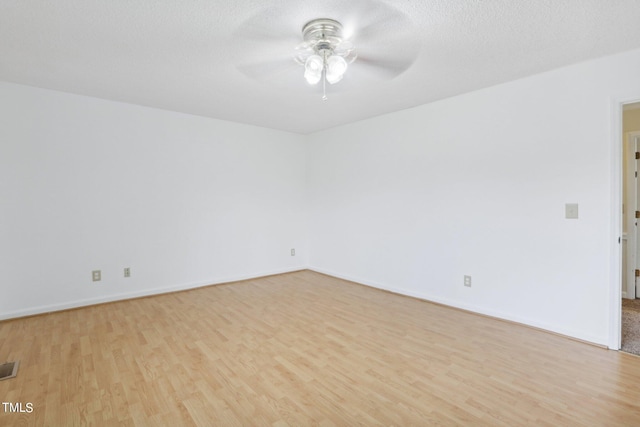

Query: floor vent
0,361,19,380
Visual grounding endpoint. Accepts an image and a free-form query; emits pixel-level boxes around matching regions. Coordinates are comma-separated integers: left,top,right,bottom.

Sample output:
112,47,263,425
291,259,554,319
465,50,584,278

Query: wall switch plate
565,203,579,219
92,270,101,282
291,248,295,256
124,267,130,278
464,275,472,287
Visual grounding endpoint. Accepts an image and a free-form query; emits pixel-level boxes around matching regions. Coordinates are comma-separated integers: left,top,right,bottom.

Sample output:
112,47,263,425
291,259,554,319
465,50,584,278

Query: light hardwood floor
2,270,640,426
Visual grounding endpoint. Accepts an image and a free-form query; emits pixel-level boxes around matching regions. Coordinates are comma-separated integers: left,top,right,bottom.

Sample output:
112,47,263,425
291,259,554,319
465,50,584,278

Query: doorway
621,102,640,355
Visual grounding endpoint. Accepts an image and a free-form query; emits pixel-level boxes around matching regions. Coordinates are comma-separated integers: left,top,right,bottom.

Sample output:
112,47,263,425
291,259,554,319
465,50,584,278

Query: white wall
307,48,640,346
0,82,308,319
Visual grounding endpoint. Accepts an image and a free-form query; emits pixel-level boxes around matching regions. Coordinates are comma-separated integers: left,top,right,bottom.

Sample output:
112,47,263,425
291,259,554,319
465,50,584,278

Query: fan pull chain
322,51,328,101
322,71,327,101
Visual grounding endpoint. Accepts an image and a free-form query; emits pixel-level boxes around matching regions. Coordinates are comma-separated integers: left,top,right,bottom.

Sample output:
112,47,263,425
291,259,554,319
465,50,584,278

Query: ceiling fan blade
342,0,418,81
339,0,414,44
236,57,300,82
354,52,419,79
233,26,298,49
355,20,412,46
230,7,303,82
232,6,301,43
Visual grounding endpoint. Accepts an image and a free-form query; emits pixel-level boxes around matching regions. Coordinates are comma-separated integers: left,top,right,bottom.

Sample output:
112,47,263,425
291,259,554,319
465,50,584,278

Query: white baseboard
4,265,608,348
0,266,308,321
308,266,607,347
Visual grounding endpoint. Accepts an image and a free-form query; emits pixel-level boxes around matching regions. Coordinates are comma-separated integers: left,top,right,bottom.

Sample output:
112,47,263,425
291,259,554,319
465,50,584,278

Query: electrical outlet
464,275,472,287
291,248,295,256
124,267,130,278
92,270,101,282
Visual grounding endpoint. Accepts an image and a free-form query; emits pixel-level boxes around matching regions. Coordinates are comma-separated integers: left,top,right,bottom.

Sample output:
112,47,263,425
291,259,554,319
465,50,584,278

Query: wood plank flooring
2,270,640,426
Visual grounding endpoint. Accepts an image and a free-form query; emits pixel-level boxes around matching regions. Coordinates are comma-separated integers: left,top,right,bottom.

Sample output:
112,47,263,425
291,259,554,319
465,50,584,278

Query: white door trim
610,98,623,350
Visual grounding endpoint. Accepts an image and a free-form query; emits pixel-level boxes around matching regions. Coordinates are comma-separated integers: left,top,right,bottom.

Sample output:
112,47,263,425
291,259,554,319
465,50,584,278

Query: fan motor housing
302,19,344,45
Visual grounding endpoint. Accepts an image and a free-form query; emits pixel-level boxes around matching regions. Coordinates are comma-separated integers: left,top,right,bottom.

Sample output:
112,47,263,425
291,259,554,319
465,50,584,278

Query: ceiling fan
293,18,356,100
233,2,419,100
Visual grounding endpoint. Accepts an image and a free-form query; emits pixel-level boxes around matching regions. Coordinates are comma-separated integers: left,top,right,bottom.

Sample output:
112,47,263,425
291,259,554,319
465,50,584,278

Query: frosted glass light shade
304,55,323,85
326,55,347,84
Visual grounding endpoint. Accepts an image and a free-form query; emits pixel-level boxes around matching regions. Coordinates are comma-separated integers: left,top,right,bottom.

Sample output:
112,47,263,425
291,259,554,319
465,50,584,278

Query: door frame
611,97,640,350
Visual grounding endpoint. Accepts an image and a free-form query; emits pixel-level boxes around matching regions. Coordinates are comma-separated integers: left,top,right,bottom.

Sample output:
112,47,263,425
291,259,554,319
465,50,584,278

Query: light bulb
304,55,323,85
325,55,347,84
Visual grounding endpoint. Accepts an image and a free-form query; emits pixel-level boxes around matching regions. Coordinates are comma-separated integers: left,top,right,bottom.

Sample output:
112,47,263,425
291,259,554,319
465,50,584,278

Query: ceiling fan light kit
304,55,324,84
325,56,348,84
295,18,357,100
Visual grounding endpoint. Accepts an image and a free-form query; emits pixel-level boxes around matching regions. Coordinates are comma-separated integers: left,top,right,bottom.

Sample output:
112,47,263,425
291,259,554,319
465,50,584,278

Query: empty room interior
3,1,640,425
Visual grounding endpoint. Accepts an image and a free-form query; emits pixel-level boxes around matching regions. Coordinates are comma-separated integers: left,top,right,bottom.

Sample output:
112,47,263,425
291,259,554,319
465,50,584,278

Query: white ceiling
2,1,640,134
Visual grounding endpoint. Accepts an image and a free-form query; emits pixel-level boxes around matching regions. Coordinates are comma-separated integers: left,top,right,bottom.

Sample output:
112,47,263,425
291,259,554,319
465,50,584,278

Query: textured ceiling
2,0,640,134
